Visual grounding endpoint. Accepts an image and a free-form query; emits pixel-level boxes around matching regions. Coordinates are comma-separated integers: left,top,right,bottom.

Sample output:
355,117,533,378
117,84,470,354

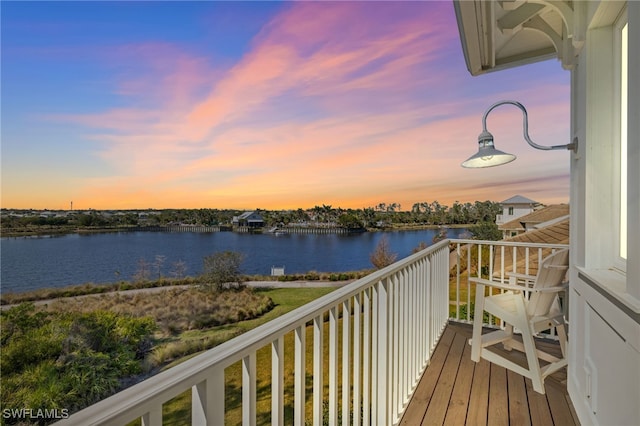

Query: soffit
453,0,591,75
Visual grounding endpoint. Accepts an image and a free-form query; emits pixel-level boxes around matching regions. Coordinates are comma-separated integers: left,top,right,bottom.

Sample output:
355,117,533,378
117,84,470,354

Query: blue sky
1,1,570,210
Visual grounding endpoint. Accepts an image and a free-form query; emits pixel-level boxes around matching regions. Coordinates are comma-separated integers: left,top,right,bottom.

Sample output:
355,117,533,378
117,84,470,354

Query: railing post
313,315,324,426
410,264,416,388
426,253,434,353
294,325,306,426
375,278,389,425
392,272,401,419
192,368,224,426
242,353,256,426
272,337,284,426
342,299,351,426
398,271,411,412
329,306,339,425
353,293,362,426
363,289,371,426
141,406,162,426
422,255,429,366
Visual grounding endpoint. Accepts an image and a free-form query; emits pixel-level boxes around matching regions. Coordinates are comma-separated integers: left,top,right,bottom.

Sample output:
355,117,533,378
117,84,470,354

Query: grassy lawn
138,286,339,426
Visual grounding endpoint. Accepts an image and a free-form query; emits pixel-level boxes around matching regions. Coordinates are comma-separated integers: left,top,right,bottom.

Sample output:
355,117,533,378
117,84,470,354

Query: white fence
448,239,569,331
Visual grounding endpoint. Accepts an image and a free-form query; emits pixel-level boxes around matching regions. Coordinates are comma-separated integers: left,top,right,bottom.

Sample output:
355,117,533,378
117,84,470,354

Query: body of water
0,228,469,294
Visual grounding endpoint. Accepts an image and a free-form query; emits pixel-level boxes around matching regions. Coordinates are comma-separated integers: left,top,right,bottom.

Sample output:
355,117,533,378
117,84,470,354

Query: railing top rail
450,238,569,249
56,239,452,425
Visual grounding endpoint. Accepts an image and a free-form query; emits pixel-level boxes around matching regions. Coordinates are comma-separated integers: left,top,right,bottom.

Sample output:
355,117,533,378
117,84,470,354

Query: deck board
442,342,475,426
507,370,531,426
488,364,509,426
421,332,466,425
399,327,455,425
401,322,579,426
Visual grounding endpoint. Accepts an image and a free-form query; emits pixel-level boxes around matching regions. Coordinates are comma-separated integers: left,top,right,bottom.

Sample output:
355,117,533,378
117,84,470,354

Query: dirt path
1,280,353,310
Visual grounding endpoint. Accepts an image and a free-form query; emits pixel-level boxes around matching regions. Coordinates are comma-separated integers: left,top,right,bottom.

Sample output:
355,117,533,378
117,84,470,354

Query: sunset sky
1,1,571,211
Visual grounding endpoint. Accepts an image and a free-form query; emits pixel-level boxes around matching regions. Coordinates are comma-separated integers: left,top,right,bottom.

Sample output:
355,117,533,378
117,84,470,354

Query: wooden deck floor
400,322,579,426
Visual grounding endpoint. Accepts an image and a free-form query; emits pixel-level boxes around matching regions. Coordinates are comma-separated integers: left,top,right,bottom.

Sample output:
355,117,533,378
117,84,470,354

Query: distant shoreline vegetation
1,200,501,237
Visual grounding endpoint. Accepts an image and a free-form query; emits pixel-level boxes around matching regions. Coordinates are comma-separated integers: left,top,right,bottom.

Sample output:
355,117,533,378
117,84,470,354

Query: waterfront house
57,1,638,425
495,195,539,225
232,211,265,228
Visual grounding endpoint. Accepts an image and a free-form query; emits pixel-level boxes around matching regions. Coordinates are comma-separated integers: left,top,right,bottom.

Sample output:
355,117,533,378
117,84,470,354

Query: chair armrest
507,272,536,281
507,272,536,288
531,283,569,293
468,277,525,292
545,264,569,269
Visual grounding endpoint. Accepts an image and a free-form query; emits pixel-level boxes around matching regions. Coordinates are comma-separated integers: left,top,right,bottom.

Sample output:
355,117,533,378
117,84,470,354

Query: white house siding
568,2,640,425
454,1,640,424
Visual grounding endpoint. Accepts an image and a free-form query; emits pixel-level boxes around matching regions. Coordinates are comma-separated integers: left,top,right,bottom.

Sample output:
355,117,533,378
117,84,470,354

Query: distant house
495,195,539,225
499,204,570,239
232,211,264,228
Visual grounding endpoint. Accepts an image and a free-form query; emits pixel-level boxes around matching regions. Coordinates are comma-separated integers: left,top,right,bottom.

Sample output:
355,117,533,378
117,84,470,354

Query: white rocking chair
469,248,569,394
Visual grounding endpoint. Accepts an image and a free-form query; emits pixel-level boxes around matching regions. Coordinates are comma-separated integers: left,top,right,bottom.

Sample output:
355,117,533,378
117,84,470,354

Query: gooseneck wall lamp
461,100,577,168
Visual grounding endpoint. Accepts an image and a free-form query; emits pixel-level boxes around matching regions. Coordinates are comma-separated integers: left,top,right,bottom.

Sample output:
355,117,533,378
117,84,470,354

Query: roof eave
453,0,566,76
453,0,486,76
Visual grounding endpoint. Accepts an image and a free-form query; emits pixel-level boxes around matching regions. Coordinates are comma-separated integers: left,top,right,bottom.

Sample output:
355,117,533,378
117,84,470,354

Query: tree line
1,200,501,232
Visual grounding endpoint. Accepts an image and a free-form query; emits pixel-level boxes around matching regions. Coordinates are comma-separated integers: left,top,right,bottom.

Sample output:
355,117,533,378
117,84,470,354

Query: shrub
202,251,245,291
304,271,320,281
0,305,156,421
470,221,502,241
370,236,397,269
45,287,274,336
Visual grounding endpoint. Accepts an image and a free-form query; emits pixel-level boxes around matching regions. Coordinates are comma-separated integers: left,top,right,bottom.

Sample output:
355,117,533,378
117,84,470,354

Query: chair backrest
526,248,569,317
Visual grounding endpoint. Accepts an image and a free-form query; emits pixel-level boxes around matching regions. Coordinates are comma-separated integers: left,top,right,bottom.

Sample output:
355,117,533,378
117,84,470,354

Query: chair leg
513,295,545,394
556,323,568,358
502,324,514,351
470,284,486,362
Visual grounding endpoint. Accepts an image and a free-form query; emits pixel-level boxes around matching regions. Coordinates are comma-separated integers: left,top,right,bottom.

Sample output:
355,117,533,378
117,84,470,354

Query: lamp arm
482,100,576,152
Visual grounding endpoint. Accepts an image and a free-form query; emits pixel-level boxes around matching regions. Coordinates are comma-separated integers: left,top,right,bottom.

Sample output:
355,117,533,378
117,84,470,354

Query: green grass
127,286,338,426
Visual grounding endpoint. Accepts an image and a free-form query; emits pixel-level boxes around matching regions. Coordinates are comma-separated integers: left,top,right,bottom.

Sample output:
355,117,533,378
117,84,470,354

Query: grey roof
494,217,570,277
500,195,538,205
236,211,263,222
499,204,569,230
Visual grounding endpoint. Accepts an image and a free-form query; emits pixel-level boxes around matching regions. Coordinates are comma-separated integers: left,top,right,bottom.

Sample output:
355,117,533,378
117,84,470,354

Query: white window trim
613,10,628,272
579,1,640,306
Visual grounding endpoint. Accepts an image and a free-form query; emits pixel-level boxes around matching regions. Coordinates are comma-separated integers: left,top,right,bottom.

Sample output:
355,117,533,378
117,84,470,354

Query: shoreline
0,223,473,238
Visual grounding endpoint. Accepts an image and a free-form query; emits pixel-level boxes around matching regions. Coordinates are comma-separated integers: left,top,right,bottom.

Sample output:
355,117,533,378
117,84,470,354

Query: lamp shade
461,131,516,168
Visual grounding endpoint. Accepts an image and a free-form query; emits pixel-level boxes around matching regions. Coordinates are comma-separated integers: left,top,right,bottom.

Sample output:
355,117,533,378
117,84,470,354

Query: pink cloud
42,2,570,211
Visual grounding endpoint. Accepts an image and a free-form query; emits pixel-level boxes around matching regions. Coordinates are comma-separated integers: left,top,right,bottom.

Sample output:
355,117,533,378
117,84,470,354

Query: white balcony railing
55,238,568,425
447,239,569,333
